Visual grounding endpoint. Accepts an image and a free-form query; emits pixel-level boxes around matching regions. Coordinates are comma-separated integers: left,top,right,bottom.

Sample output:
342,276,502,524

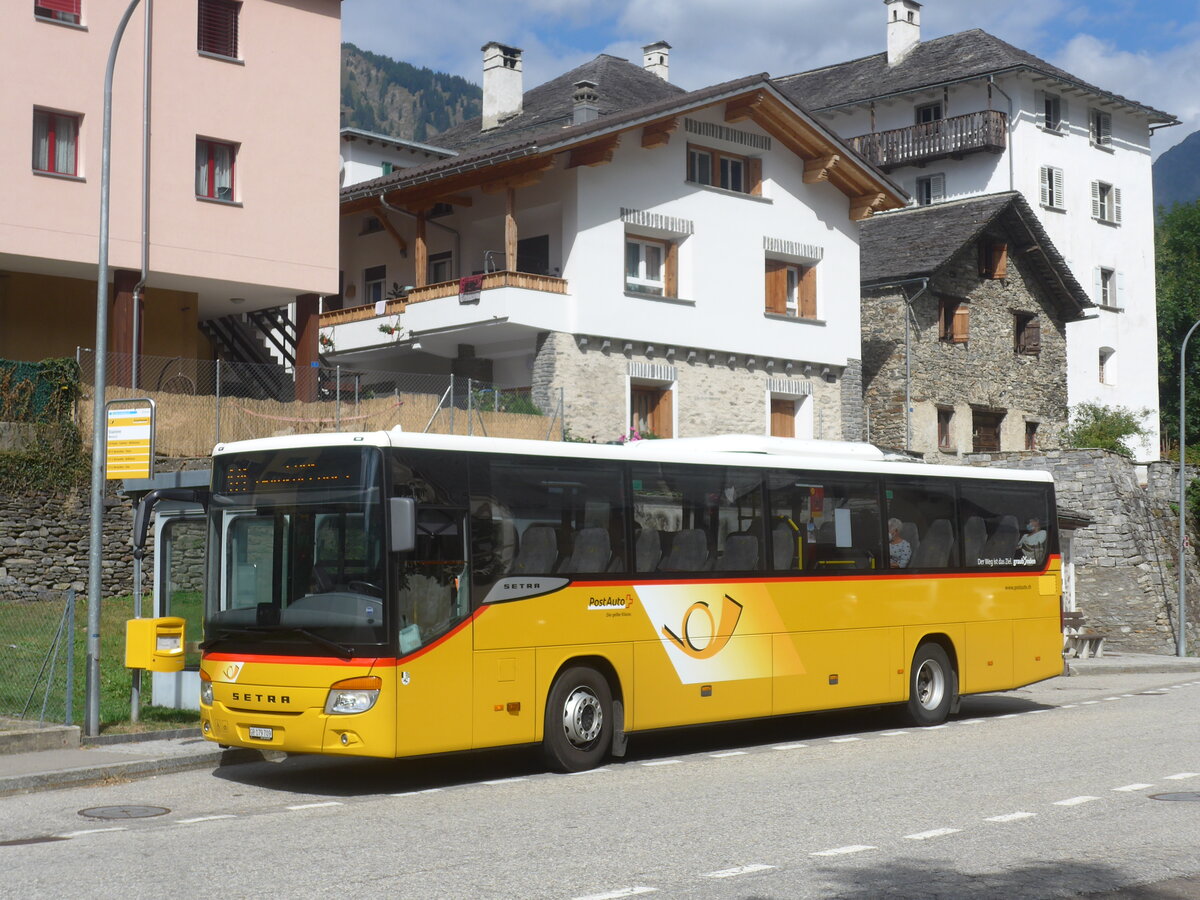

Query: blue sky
342,0,1200,155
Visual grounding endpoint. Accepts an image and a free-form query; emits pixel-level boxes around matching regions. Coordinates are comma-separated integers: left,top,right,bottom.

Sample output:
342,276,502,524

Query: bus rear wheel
907,643,956,726
543,666,612,773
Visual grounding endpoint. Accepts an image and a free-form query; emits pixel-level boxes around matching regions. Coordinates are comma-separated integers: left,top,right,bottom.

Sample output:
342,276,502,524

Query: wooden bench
1063,610,1107,659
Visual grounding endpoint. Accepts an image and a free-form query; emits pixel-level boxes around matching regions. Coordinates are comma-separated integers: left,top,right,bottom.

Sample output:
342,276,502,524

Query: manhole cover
1150,793,1200,802
79,805,170,820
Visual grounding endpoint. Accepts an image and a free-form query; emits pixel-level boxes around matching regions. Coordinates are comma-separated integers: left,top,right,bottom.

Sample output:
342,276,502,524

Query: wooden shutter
952,303,970,343
1052,167,1064,208
764,260,787,314
990,243,1008,279
1024,317,1041,353
1091,181,1101,218
748,157,763,197
1099,112,1112,145
652,388,673,438
1093,267,1103,304
664,240,678,298
771,399,796,438
1113,187,1122,224
1039,167,1051,206
198,0,239,57
798,265,817,318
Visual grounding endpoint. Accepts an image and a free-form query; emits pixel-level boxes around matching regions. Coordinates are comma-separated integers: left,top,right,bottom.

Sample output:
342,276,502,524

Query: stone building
859,192,1091,459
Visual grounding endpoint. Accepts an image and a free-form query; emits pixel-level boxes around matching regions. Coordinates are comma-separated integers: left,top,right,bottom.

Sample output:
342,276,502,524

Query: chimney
572,80,600,125
642,40,671,81
884,0,921,66
482,42,523,130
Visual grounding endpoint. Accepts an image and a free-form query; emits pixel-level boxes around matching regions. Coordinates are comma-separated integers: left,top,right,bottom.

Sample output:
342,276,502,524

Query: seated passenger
887,517,911,569
1017,517,1047,563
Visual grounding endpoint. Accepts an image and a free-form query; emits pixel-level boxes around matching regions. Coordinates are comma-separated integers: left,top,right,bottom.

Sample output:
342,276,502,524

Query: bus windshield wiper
199,625,355,659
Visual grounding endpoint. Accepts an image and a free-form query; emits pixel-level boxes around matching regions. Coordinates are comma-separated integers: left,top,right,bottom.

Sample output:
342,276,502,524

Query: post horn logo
661,594,744,659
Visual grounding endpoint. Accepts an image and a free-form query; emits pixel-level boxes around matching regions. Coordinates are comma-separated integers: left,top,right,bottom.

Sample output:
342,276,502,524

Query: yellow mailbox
125,617,186,672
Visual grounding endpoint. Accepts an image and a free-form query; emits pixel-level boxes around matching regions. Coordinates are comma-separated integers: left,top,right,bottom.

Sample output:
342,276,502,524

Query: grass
0,592,203,732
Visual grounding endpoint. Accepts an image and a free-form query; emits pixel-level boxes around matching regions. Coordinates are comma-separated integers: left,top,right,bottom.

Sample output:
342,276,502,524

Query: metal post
449,378,456,434
65,589,75,727
1177,318,1200,657
355,373,360,414
130,549,142,723
215,358,222,444
86,0,143,739
336,365,341,431
467,377,473,436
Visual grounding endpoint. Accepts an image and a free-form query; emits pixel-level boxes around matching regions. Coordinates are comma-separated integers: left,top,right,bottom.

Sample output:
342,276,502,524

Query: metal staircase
199,307,297,400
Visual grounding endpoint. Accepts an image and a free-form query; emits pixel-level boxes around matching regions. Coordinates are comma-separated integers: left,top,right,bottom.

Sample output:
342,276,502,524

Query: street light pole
1176,318,1200,659
85,0,143,738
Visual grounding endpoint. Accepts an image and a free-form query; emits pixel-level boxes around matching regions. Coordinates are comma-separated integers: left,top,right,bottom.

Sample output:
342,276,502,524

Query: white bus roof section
212,430,1053,485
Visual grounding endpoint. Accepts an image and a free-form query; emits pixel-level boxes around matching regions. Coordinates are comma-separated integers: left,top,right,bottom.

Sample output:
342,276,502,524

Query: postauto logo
661,594,743,660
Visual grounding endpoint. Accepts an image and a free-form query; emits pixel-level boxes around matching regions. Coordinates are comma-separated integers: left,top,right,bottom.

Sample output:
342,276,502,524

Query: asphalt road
2,671,1198,899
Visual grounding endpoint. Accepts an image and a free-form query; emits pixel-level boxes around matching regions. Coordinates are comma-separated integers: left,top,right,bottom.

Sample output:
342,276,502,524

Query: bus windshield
204,446,388,653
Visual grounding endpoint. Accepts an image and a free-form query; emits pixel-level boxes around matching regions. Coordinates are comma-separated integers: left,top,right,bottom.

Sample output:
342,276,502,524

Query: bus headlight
200,669,213,706
324,676,381,715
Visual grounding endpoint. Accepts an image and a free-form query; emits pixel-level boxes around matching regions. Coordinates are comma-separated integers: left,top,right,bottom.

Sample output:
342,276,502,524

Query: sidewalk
3,652,1199,796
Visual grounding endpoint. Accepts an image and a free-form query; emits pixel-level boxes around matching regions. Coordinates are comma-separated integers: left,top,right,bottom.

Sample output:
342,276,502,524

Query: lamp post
1176,318,1200,658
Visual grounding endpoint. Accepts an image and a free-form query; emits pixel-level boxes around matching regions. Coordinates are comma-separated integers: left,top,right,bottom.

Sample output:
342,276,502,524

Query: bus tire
543,666,612,773
907,642,956,726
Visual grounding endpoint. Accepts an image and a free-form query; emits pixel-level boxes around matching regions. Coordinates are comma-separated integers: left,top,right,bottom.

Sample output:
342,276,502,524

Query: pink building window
33,109,79,176
196,139,236,201
35,0,81,25
198,0,240,58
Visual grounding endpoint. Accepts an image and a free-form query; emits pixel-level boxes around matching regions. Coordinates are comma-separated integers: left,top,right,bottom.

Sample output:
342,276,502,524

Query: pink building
0,0,341,380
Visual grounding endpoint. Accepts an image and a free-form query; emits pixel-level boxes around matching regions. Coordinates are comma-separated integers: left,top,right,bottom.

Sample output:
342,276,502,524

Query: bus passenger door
393,507,474,757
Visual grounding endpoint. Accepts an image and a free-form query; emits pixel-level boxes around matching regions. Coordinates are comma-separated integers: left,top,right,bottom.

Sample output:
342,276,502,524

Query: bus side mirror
390,497,416,552
132,487,210,560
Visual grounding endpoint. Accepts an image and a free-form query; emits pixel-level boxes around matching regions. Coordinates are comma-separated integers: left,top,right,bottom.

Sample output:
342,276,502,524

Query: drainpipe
130,0,152,390
378,193,462,279
867,276,929,452
987,75,1015,193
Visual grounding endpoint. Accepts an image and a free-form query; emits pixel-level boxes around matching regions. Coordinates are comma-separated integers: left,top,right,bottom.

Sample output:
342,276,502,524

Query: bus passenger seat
963,516,988,565
557,527,612,575
659,528,710,573
772,523,796,570
635,528,662,572
715,534,759,571
900,522,920,559
510,525,559,575
911,519,954,568
980,515,1020,559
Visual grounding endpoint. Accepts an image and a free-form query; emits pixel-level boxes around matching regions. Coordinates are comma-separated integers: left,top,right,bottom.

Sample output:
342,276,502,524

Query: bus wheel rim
562,686,603,746
915,659,945,710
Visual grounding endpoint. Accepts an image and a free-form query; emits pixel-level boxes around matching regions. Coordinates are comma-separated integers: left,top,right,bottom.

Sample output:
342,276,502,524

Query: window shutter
664,241,678,298
38,0,80,12
765,260,787,314
1113,187,1122,224
1093,267,1102,304
748,157,763,197
1100,112,1112,145
1026,317,1041,353
991,242,1008,279
952,303,970,342
1091,181,1101,218
929,173,945,203
799,265,817,318
1117,271,1126,307
1039,166,1050,206
1053,168,1064,207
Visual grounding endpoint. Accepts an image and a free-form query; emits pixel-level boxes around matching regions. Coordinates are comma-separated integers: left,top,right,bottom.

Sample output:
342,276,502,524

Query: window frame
764,259,817,319
625,234,676,297
1092,180,1122,225
1014,312,1041,356
1040,91,1064,133
937,408,954,451
1039,165,1065,210
34,0,81,25
938,298,969,344
198,0,241,59
978,241,1009,280
630,383,673,439
915,173,945,206
915,102,943,125
686,143,759,195
1024,421,1038,451
427,251,453,285
195,137,237,202
32,108,80,177
1089,108,1113,149
363,265,386,305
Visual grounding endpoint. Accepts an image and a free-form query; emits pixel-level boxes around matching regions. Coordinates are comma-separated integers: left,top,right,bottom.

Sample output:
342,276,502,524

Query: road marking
1112,783,1153,792
1054,796,1100,806
1121,694,1136,698
831,737,862,743
812,845,876,856
1028,709,1049,714
772,743,808,751
710,751,748,758
881,730,909,736
959,718,987,725
642,760,680,767
573,888,657,900
1165,773,1199,780
1059,705,1078,709
703,864,776,878
1103,697,1121,701
986,812,1036,822
482,777,529,785
904,827,961,840
925,724,949,729
286,801,343,810
57,827,126,837
175,815,236,824
566,768,611,775
999,712,1022,717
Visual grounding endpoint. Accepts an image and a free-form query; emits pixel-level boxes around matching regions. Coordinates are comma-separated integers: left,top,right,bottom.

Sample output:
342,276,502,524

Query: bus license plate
248,726,273,741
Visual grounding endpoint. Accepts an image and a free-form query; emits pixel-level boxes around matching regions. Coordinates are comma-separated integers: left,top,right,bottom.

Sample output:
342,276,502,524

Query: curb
1068,660,1200,676
0,746,271,797
0,723,81,756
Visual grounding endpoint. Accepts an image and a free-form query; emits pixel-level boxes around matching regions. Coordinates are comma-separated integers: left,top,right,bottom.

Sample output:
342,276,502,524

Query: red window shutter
198,0,239,57
764,260,787,314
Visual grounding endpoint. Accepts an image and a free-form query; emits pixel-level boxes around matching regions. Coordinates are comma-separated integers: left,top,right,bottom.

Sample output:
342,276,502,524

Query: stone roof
859,191,1092,319
775,29,1176,124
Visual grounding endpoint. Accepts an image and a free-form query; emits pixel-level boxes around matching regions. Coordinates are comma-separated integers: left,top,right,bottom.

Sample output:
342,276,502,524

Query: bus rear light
325,676,382,715
200,669,213,706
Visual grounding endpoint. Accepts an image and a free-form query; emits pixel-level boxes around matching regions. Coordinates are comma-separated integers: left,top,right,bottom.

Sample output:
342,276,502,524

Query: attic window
939,299,969,343
1014,312,1040,355
687,143,762,196
979,241,1008,279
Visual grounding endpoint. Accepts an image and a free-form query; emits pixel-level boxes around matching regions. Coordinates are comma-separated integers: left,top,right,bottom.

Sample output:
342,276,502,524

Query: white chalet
776,0,1179,460
328,43,905,442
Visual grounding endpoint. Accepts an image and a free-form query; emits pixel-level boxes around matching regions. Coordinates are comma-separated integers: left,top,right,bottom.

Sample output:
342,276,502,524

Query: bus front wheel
907,643,956,726
543,666,612,773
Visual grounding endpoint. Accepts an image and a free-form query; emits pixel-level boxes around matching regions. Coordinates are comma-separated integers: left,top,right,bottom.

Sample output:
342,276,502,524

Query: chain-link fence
0,587,77,727
76,349,563,458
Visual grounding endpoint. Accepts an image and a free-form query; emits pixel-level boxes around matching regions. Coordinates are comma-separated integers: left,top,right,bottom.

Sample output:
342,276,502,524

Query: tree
1157,200,1200,451
1061,402,1151,459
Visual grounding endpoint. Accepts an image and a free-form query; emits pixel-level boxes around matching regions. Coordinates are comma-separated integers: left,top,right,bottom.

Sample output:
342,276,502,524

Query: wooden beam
373,205,408,255
504,187,517,271
724,93,765,123
849,192,888,221
479,156,557,193
641,118,678,149
803,154,840,183
567,134,621,168
414,212,427,287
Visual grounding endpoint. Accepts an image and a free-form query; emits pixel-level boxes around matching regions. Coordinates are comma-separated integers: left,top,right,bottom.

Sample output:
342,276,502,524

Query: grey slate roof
859,191,1092,319
775,29,1176,124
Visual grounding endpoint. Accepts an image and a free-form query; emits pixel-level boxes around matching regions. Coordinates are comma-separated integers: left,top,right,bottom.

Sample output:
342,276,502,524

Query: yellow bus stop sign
106,405,153,480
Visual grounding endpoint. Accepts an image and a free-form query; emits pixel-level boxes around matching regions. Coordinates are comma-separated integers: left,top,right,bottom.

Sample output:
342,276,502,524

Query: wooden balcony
847,110,1007,172
320,271,569,327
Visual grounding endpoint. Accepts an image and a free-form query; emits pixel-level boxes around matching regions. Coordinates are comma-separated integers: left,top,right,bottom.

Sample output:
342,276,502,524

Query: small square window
1014,313,1040,355
939,299,969,343
1042,93,1063,131
937,408,954,450
1090,109,1112,147
196,138,236,201
686,144,756,194
32,109,80,176
915,103,943,124
1024,422,1038,451
35,0,80,24
198,0,240,58
915,174,945,206
1092,181,1122,224
626,237,665,296
1099,268,1117,307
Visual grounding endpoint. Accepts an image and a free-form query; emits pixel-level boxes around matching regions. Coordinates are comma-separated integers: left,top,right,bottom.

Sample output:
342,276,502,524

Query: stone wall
966,449,1199,655
533,329,854,442
862,229,1069,457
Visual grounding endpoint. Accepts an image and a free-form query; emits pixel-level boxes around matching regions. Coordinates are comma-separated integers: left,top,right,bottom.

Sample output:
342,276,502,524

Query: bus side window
766,471,882,573
886,478,959,569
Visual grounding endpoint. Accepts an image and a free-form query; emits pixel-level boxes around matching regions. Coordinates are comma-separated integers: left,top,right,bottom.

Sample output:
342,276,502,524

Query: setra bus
135,429,1064,772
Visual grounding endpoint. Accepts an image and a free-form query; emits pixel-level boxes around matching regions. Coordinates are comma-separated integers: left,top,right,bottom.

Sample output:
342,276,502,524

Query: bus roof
212,430,1053,484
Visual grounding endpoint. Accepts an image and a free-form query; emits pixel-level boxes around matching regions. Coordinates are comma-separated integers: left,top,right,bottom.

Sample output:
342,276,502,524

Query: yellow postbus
137,430,1063,772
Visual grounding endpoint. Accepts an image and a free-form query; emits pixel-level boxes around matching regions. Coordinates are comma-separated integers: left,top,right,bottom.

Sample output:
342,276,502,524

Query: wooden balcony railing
320,271,569,327
847,109,1007,171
